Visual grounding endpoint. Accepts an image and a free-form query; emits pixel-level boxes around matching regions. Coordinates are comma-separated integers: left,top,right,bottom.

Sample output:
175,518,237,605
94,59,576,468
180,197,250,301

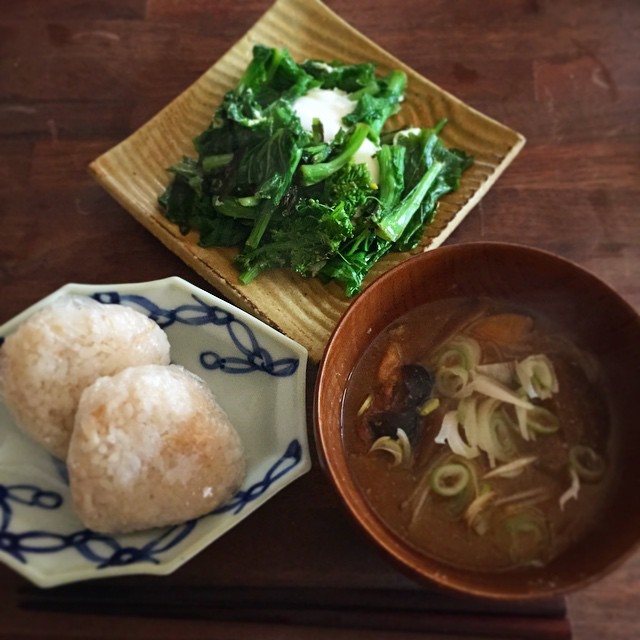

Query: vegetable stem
201,153,234,172
375,160,445,242
300,123,370,186
245,206,273,248
158,46,473,295
214,197,260,220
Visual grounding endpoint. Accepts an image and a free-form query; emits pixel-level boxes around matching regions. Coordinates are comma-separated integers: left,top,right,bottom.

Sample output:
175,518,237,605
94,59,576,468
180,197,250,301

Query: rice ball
67,364,246,534
0,295,171,459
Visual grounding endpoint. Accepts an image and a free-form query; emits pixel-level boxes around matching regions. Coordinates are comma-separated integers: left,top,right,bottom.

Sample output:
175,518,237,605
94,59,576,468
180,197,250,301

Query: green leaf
158,46,473,295
300,123,370,186
375,159,445,242
236,199,354,283
236,127,303,203
343,70,406,137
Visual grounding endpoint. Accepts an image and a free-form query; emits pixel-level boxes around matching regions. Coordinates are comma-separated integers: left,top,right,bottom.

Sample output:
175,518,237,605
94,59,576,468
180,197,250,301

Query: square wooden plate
89,0,525,362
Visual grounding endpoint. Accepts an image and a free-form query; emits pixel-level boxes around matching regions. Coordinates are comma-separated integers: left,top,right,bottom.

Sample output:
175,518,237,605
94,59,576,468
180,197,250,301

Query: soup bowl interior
314,241,640,600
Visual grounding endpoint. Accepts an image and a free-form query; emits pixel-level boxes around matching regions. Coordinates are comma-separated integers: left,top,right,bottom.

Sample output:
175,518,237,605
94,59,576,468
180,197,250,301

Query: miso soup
342,297,613,572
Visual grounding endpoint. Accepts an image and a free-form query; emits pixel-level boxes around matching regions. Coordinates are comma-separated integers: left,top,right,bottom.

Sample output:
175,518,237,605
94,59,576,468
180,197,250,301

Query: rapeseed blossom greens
159,45,472,296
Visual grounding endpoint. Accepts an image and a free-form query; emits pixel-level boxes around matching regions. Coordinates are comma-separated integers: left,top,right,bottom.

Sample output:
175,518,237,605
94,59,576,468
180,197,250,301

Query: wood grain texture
0,0,639,638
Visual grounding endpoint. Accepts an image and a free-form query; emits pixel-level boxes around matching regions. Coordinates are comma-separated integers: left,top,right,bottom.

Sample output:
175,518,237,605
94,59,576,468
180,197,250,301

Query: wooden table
1,1,638,638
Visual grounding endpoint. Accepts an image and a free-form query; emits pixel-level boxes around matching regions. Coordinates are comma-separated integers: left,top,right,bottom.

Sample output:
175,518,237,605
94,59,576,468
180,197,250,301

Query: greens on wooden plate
159,45,472,296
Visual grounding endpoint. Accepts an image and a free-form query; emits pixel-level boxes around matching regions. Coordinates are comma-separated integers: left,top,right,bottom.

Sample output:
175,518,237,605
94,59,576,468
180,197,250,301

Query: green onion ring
527,406,560,435
569,444,606,482
431,463,471,497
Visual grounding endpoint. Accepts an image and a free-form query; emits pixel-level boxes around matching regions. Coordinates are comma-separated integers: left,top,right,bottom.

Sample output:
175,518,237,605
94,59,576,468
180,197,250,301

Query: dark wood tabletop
1,1,639,638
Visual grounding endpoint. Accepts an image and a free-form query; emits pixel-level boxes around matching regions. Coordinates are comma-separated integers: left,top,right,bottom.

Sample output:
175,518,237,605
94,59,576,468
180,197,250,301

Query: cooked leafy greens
159,45,473,296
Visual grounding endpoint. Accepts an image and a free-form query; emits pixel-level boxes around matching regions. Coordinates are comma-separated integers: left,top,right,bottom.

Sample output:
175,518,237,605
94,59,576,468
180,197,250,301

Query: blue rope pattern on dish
0,290,304,570
92,291,299,377
0,438,303,568
214,439,303,515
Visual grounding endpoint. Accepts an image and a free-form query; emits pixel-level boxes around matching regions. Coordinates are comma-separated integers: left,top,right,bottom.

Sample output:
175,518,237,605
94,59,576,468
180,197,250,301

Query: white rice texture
0,295,171,459
67,364,246,534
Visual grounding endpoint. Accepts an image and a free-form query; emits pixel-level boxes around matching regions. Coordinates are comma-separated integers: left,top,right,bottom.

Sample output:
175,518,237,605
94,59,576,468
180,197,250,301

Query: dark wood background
1,1,639,638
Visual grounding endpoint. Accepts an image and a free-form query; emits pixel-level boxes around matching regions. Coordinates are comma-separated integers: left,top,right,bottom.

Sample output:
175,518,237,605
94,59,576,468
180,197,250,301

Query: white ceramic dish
0,277,310,588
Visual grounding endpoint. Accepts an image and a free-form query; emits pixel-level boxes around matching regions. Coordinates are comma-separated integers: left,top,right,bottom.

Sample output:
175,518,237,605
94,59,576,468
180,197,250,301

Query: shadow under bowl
314,241,640,600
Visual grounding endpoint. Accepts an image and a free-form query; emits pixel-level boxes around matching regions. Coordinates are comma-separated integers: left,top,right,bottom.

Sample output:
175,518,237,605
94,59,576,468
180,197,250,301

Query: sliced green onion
516,354,559,400
483,456,537,480
476,397,501,468
369,435,403,466
448,474,478,519
489,409,519,463
475,361,516,385
396,428,412,461
494,486,551,509
569,444,606,482
471,373,535,410
357,393,373,416
515,397,531,442
418,397,440,416
431,463,471,497
464,488,496,531
369,428,412,467
435,411,479,459
458,396,480,450
471,512,491,536
526,406,560,436
501,508,550,568
404,466,434,524
436,336,482,371
435,365,471,398
559,467,581,511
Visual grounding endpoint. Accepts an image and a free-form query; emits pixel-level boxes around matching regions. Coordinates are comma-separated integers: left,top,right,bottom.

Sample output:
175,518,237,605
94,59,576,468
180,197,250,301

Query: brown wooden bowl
314,241,640,600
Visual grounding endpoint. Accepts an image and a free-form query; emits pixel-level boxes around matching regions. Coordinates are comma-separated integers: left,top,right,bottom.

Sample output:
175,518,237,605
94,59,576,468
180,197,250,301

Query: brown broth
342,297,613,572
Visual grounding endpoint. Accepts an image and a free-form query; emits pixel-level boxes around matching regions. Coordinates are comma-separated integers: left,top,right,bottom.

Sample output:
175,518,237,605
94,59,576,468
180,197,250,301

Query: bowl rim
313,240,640,600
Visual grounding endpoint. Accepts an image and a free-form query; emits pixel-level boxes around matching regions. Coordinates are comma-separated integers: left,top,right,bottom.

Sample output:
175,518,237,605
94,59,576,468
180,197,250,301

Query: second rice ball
67,364,246,534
